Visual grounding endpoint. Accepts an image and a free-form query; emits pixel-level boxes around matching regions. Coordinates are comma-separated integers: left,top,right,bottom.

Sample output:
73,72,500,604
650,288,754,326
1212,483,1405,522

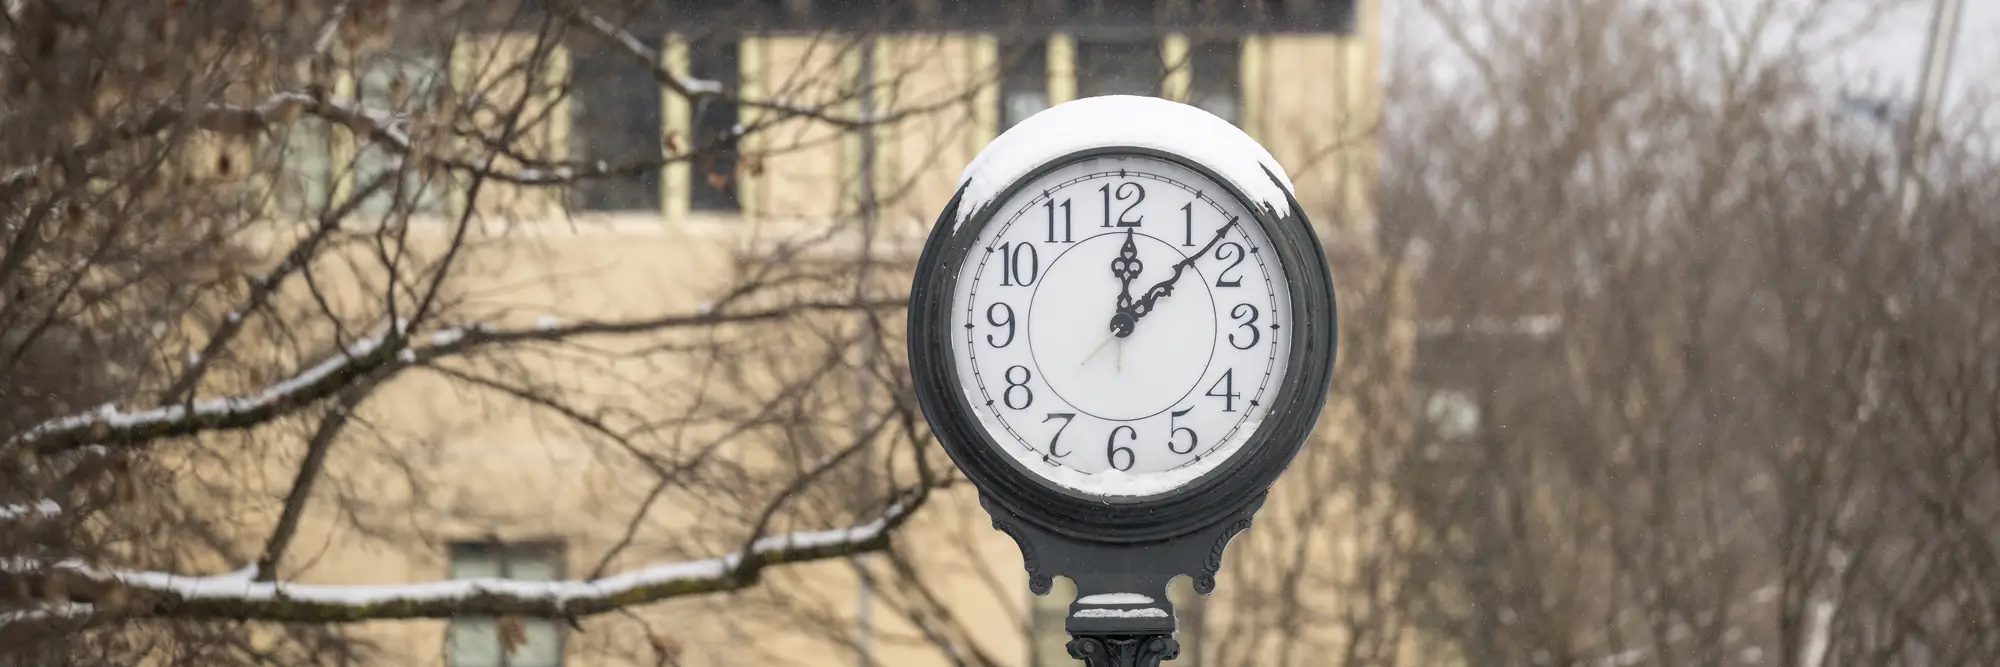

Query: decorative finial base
1067,633,1181,667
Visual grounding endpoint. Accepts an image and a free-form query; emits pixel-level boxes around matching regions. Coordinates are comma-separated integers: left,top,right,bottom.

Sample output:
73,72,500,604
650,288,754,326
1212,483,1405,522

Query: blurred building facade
261,1,1389,666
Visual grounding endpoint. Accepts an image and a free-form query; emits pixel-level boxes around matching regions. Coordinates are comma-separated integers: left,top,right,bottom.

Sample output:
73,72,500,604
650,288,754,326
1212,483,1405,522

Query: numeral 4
1205,369,1240,413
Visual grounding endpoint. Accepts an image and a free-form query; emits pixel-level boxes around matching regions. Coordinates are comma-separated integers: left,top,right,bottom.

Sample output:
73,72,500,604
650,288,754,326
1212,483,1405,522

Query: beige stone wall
453,34,569,222
227,19,1389,667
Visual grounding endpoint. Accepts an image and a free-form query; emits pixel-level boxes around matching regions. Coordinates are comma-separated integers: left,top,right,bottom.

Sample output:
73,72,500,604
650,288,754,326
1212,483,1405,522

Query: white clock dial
949,154,1294,495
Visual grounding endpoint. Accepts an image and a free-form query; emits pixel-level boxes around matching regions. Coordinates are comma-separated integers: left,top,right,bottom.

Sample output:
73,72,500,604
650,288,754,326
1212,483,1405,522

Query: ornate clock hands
1112,217,1241,336
1107,229,1143,338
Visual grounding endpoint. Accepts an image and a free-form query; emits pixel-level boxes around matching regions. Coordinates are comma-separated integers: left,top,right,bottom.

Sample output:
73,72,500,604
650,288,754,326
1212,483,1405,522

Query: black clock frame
907,146,1338,666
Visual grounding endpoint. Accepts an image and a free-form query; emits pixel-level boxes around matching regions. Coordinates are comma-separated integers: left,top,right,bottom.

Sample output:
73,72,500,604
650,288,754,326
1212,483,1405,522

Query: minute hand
1120,217,1241,327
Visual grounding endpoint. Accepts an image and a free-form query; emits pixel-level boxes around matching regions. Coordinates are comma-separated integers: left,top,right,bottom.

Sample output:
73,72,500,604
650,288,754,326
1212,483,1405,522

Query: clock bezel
909,146,1338,544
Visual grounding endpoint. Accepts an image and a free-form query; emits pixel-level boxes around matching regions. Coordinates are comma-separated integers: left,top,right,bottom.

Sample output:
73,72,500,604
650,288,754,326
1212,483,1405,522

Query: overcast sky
1386,1,1996,123
1830,0,1995,112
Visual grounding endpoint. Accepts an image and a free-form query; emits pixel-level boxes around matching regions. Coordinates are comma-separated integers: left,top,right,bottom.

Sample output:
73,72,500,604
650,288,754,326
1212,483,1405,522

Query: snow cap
952,95,1297,231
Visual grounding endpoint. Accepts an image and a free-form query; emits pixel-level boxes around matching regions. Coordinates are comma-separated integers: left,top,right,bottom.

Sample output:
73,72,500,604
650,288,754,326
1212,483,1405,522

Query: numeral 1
1181,202,1194,246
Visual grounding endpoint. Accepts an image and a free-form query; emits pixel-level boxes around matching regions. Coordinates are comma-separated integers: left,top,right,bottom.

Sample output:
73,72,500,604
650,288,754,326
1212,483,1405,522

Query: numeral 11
1045,198,1072,243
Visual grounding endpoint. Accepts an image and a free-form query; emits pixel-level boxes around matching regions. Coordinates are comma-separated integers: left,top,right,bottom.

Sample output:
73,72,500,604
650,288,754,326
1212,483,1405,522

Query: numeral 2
1214,242,1246,287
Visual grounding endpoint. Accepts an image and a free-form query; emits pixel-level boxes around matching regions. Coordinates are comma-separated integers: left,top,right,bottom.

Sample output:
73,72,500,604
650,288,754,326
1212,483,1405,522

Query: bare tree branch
5,298,904,458
0,495,922,628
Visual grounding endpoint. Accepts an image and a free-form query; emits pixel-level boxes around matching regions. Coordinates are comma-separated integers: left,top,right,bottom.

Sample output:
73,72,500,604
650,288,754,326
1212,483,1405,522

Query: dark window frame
686,36,743,213
999,38,1050,130
1188,38,1243,126
1074,36,1164,99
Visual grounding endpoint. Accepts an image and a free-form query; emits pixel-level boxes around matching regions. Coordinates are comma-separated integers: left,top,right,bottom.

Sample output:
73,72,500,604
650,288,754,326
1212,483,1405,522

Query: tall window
687,38,741,213
355,52,449,217
571,46,664,213
275,117,337,215
1189,40,1242,126
1076,39,1161,98
1029,577,1203,667
448,542,564,667
1000,39,1049,129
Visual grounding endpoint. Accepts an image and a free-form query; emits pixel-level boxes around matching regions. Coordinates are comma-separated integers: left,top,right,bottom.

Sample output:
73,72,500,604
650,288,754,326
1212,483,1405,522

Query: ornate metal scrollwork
1193,516,1254,594
991,518,1051,594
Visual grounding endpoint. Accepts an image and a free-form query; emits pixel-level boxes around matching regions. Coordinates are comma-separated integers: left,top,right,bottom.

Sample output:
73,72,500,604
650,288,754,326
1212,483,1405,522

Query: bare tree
1377,1,2000,666
0,1,990,665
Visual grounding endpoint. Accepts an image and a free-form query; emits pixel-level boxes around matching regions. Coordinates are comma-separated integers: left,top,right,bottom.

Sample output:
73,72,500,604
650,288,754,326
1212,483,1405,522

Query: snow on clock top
952,95,1297,231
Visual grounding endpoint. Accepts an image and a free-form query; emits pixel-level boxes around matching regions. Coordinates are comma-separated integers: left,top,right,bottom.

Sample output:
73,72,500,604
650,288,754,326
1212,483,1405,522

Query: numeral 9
986,302,1015,348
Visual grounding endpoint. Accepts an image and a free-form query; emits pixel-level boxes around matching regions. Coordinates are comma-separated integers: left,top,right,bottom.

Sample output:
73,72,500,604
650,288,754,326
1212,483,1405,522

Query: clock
906,96,1337,665
950,153,1293,491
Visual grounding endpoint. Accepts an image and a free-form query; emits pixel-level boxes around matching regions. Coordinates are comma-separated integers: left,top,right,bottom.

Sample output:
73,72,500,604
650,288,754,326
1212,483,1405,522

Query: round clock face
949,154,1294,496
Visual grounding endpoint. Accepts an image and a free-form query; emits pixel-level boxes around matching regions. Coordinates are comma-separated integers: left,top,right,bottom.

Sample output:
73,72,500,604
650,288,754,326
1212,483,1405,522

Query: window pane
513,619,565,667
447,618,504,667
355,54,448,217
507,552,560,581
1077,40,1161,99
687,38,740,213
1030,577,1079,667
1190,41,1242,126
276,120,336,215
1005,91,1049,129
1425,389,1481,440
450,551,502,580
1000,40,1048,129
571,47,663,213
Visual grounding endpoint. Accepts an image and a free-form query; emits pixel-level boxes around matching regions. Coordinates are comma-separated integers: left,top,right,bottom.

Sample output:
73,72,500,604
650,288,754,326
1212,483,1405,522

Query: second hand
1080,332,1129,371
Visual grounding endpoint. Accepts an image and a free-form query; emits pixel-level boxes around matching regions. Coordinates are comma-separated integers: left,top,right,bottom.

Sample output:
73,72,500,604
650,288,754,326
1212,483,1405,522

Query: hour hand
1108,229,1142,337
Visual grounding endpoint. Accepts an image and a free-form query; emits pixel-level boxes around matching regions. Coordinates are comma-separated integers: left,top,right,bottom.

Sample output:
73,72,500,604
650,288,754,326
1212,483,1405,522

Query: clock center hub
1027,232,1218,422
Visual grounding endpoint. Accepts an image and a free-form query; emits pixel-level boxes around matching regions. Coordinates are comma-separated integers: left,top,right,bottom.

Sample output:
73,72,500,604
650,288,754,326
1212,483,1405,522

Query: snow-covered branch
0,502,914,624
0,499,60,522
2,298,906,458
0,603,93,627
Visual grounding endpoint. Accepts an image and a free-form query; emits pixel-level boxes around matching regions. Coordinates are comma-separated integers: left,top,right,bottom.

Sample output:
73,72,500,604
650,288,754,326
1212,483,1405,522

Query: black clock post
980,491,1267,666
908,102,1344,667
